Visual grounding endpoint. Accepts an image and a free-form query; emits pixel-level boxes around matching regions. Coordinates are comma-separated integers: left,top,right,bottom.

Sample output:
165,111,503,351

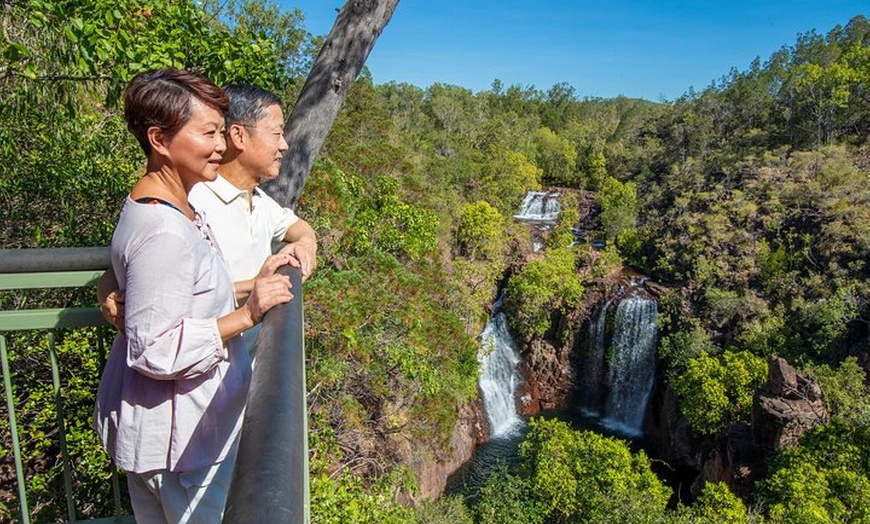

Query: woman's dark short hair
222,83,282,128
124,68,229,156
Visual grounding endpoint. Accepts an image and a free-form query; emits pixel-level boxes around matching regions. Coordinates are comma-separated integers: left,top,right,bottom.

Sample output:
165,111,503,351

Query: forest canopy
1,2,868,522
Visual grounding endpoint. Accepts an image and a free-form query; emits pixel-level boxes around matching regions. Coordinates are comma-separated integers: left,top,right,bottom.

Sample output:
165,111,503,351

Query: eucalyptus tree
265,0,401,208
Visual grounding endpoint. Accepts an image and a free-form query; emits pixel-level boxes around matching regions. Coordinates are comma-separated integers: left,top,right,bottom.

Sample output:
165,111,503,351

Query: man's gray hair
222,83,282,127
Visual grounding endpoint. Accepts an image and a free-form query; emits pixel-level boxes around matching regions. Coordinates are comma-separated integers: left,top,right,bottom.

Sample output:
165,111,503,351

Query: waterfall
578,293,658,436
602,296,658,435
577,298,611,416
478,310,524,438
513,191,561,223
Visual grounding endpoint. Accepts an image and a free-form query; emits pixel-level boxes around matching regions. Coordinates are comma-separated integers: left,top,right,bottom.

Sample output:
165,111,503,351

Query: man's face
244,104,288,181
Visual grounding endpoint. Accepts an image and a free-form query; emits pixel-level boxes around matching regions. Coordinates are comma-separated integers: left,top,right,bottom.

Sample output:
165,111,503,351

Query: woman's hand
218,254,294,341
243,254,294,325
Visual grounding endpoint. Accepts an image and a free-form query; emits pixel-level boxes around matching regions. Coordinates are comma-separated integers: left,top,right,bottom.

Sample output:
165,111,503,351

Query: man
100,83,317,348
190,83,316,296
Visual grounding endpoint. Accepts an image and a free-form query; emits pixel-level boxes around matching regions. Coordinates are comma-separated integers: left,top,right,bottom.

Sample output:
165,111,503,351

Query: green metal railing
0,247,133,524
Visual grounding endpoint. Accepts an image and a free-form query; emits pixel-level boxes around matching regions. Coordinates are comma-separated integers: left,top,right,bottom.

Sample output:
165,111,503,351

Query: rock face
645,384,699,468
693,356,829,500
518,337,576,414
692,422,763,500
752,355,828,454
411,401,487,500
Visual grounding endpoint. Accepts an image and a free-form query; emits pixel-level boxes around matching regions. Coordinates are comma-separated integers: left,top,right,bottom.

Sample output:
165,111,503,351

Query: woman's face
162,97,226,185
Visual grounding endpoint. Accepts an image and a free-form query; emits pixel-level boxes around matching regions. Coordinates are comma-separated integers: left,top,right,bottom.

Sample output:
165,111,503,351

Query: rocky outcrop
751,355,828,454
518,337,575,413
692,356,829,500
692,422,763,500
645,384,699,468
410,401,487,500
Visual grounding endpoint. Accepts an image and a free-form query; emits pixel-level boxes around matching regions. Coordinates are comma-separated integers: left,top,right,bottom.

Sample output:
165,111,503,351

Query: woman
94,68,293,523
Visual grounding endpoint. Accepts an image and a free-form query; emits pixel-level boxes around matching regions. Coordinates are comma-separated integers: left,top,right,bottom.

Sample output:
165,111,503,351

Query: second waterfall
578,291,658,436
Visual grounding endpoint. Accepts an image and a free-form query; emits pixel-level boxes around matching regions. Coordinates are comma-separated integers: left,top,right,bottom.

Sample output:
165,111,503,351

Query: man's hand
97,268,125,332
278,240,317,281
279,218,318,281
101,289,125,332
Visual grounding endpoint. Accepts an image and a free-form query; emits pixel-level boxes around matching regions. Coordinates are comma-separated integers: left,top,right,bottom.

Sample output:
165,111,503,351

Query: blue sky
281,1,867,102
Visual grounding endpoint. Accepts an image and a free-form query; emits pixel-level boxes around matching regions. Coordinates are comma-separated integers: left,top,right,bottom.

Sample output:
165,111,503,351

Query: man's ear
147,126,170,157
227,124,247,151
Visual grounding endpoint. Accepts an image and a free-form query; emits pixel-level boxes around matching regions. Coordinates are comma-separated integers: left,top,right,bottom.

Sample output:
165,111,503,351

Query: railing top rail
0,247,110,273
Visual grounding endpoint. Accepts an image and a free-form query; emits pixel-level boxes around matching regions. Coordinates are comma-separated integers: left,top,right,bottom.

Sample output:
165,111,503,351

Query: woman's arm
219,253,293,340
123,230,230,380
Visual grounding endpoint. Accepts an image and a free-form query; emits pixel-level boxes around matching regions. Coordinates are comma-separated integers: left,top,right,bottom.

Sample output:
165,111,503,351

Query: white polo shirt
189,174,298,282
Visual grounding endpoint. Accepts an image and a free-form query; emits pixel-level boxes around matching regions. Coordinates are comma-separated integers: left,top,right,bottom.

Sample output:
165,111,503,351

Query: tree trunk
263,0,400,208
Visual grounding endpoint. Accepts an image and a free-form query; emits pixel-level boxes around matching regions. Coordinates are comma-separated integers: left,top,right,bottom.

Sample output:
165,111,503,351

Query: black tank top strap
134,196,185,215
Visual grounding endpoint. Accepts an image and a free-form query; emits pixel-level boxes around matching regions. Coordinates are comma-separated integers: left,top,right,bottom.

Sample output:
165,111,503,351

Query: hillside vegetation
1,1,868,522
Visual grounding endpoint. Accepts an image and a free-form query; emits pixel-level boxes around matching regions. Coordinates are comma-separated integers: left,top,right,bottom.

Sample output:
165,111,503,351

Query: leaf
64,26,79,43
22,63,38,79
2,42,28,62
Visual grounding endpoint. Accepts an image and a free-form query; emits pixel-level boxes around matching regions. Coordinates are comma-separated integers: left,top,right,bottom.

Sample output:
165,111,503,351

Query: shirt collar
201,173,260,204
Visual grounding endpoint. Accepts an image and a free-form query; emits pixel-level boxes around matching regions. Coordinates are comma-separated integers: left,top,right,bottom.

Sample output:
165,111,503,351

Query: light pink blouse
95,196,252,473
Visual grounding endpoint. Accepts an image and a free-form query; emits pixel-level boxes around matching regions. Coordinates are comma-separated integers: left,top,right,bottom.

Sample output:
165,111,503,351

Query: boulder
752,356,828,454
693,356,830,502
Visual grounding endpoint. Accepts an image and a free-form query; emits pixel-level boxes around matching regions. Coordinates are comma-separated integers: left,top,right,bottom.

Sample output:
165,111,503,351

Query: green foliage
457,201,506,260
303,251,479,448
321,170,439,262
658,322,717,377
451,258,506,331
575,242,625,279
671,350,768,435
533,126,579,186
6,0,294,102
760,418,870,523
579,147,609,190
0,329,124,522
472,467,546,524
412,495,474,524
308,418,416,524
546,193,579,250
472,147,543,217
597,175,639,242
471,418,672,523
804,357,870,423
503,247,584,341
735,304,790,358
676,481,753,524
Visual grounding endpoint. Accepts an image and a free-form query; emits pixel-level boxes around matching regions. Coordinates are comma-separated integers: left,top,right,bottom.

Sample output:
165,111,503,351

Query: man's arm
96,267,125,331
277,219,318,281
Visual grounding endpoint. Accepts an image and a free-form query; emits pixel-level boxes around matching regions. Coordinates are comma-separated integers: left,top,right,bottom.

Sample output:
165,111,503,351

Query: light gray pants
127,451,236,524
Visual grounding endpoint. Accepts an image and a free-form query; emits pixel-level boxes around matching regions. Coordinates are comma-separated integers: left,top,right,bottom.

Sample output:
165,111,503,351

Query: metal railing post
223,265,309,524
48,331,78,522
1,333,31,524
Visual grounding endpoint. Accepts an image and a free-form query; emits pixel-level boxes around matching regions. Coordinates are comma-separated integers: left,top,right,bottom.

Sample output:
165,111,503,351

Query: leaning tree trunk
263,0,400,208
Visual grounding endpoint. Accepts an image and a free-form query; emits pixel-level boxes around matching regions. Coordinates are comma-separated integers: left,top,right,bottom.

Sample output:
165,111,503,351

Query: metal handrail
0,247,110,273
223,265,310,523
